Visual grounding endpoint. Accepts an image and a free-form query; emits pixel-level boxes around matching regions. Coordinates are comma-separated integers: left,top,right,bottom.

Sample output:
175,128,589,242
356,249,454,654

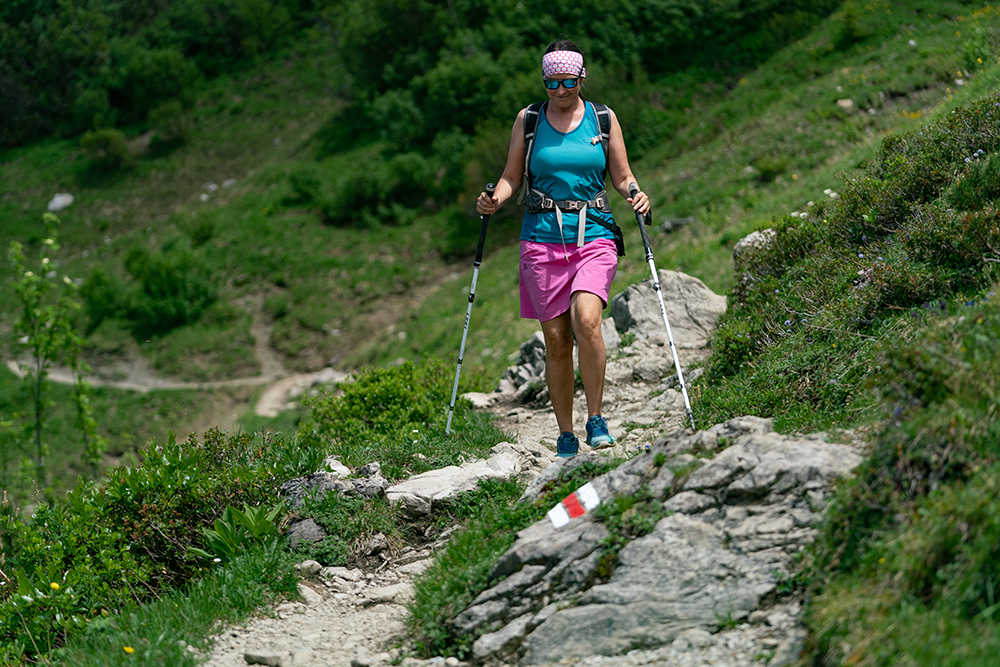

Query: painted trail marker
547,482,601,529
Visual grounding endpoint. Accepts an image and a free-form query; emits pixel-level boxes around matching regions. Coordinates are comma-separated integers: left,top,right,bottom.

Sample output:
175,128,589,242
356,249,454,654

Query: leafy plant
7,214,92,490
80,129,132,171
190,500,285,563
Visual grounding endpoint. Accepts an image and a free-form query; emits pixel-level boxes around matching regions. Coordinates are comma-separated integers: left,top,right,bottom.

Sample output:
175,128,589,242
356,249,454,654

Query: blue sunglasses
544,77,581,90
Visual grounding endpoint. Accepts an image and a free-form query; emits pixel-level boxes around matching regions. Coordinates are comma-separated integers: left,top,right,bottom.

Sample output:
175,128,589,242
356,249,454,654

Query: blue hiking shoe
586,415,616,449
555,432,579,458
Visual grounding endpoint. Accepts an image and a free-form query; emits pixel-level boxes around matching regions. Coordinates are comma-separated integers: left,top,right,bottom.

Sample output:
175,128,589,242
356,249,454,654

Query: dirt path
199,328,712,667
2,294,348,421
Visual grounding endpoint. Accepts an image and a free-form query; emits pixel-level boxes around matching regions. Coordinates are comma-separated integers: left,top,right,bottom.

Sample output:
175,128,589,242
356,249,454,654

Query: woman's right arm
476,110,526,215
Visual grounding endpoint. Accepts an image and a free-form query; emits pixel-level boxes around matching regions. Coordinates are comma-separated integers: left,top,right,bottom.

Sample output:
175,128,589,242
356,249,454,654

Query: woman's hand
476,191,500,216
627,189,651,216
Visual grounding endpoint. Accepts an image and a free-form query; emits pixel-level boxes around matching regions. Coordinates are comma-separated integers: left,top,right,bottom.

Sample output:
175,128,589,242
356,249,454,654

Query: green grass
0,364,215,495
47,542,298,667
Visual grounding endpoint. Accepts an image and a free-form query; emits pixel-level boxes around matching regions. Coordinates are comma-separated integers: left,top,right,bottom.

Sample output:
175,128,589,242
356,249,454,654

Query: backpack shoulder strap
590,101,611,162
589,101,611,182
517,102,547,206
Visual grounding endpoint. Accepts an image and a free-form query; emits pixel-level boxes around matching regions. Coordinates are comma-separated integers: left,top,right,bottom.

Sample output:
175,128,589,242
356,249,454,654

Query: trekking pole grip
629,183,653,256
474,183,496,264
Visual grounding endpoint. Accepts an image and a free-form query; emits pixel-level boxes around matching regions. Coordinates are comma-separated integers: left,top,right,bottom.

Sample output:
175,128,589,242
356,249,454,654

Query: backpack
516,100,624,256
518,100,611,203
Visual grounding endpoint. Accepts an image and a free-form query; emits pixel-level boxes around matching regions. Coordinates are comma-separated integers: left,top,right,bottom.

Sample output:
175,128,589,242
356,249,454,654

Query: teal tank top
520,102,616,245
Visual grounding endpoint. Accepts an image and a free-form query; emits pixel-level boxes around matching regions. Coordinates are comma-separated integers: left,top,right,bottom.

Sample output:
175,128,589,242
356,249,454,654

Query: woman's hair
545,40,583,57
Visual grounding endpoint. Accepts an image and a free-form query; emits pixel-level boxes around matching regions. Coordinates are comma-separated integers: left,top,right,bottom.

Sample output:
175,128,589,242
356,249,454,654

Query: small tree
7,214,103,490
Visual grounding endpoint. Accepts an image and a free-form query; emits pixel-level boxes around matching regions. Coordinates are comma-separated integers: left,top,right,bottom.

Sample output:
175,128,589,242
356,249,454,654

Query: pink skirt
519,239,618,322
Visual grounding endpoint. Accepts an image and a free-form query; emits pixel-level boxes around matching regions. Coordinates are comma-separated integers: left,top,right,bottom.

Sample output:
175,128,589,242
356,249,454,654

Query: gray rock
456,417,861,665
297,582,324,606
245,650,284,666
286,519,325,548
672,627,714,651
322,457,351,478
663,491,717,514
601,317,620,351
610,270,726,349
732,228,776,278
291,646,315,666
294,560,322,576
771,627,808,666
362,583,414,606
386,444,530,516
472,613,534,659
497,332,547,394
47,193,74,212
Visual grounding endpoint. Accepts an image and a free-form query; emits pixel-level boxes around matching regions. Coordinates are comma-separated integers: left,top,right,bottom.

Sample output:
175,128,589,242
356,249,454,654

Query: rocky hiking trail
198,270,865,667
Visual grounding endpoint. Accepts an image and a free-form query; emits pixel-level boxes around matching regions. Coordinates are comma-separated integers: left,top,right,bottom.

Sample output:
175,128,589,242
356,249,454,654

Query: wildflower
63,277,72,285
41,257,50,265
213,558,221,563
784,320,791,326
858,254,864,259
123,646,135,654
43,238,54,245
50,582,59,591
878,557,886,564
775,289,779,294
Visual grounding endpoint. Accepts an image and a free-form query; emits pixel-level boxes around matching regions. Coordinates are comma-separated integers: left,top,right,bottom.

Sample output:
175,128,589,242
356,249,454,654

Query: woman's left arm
606,108,650,215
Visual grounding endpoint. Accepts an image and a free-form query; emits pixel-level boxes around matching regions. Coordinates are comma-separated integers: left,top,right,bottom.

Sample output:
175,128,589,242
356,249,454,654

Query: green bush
944,152,1000,211
0,428,310,662
148,100,189,153
300,358,508,481
80,128,131,171
751,154,789,182
122,241,217,336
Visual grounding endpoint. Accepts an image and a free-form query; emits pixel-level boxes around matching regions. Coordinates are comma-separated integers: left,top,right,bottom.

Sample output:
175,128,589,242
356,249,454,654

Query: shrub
300,358,508,481
71,88,115,133
122,241,217,336
751,154,789,182
148,100,189,153
944,152,1000,211
80,128,131,171
0,428,309,662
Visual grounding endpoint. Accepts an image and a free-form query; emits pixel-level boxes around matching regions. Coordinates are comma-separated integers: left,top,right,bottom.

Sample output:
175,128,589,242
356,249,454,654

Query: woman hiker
476,40,650,458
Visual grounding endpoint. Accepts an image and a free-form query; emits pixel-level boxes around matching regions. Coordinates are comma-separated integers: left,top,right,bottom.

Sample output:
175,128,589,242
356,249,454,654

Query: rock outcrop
386,441,556,517
454,417,862,666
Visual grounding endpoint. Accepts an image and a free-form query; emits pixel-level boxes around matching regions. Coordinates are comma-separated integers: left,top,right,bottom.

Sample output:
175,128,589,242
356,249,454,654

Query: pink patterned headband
542,50,586,79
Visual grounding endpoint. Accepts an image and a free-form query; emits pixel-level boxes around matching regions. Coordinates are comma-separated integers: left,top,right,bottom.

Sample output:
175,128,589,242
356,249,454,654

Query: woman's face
544,72,584,107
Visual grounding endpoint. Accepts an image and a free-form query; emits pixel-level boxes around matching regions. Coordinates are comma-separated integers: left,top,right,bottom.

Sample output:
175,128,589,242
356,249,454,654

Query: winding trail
2,294,347,418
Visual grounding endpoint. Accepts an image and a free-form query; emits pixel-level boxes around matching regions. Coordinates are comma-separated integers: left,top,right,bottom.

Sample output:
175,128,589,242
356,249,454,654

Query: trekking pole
445,183,496,435
629,183,696,430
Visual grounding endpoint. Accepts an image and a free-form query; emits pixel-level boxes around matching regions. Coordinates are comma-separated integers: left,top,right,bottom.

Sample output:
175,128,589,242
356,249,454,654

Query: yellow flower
50,582,59,591
878,557,886,564
792,174,798,181
123,646,135,654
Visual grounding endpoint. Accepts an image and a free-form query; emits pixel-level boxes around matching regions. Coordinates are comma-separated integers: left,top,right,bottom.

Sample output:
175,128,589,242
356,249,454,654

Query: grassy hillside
3,0,998,495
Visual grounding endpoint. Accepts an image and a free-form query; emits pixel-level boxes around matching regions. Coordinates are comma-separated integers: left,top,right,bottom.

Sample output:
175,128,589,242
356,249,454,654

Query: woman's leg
540,311,575,434
570,291,606,418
